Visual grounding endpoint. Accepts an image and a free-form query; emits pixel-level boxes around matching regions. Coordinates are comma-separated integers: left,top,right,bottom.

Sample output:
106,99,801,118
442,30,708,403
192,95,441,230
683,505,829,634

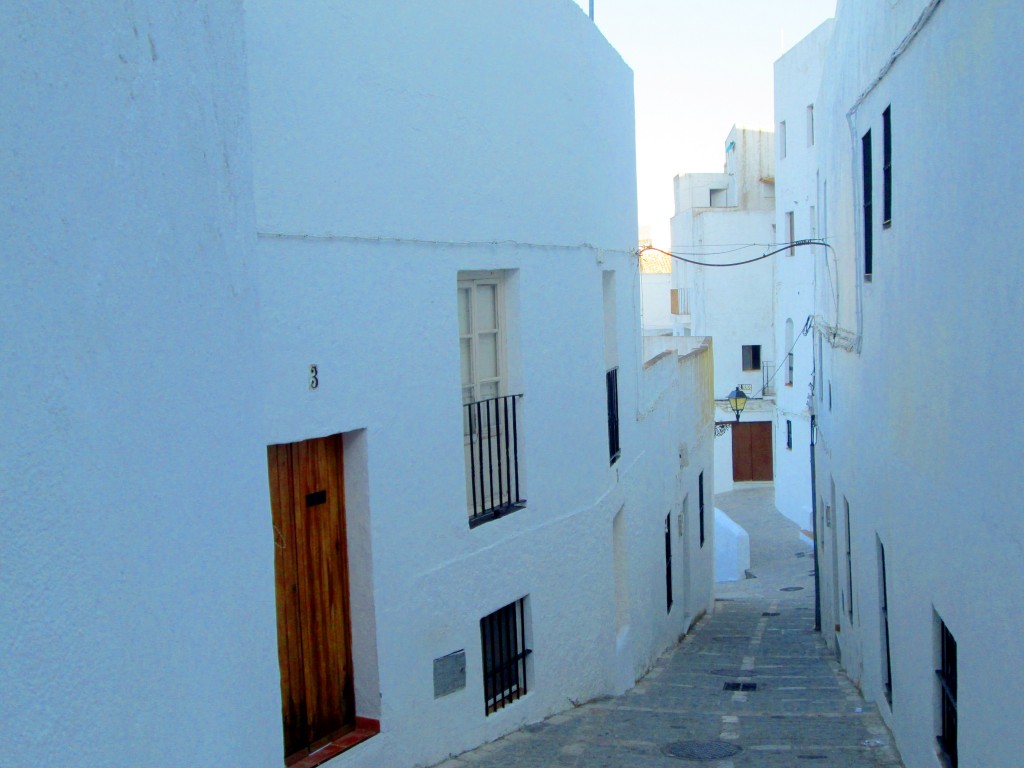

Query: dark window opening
664,514,673,613
883,107,892,227
844,499,853,622
606,367,620,465
698,471,706,548
862,130,873,280
879,538,893,706
742,344,762,371
481,598,530,715
786,420,793,450
937,618,958,767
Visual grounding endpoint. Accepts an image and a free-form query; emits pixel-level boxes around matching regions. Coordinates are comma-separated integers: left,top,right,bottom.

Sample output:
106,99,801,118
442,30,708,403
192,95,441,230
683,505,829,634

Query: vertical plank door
731,422,774,482
268,434,355,763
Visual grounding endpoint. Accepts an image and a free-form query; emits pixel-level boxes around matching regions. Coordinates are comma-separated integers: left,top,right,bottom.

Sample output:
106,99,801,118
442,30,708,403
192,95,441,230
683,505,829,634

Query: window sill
285,719,380,768
469,501,527,529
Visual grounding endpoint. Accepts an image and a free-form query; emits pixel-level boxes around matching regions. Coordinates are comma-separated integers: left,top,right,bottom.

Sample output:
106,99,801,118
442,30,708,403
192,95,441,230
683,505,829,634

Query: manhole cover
663,741,743,760
780,586,804,592
708,668,759,677
723,681,757,691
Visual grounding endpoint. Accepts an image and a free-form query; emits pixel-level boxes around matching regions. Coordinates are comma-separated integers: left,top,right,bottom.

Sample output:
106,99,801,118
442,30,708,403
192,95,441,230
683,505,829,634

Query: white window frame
458,272,507,407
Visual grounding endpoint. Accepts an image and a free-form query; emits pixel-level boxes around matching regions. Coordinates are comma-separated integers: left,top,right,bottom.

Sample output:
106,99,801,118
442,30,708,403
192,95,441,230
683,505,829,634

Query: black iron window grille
465,394,525,528
698,471,706,548
786,420,793,450
879,538,893,705
606,367,620,465
936,619,958,767
862,129,873,279
480,597,531,715
786,352,794,386
664,514,673,613
883,106,892,227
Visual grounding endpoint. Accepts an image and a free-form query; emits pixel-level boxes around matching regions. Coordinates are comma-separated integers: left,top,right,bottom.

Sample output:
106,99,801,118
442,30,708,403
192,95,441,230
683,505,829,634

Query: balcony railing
606,367,620,465
465,394,525,527
761,360,775,396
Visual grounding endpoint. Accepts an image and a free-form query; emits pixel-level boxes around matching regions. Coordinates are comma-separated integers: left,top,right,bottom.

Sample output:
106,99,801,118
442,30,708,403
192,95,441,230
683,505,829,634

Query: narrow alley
435,488,904,768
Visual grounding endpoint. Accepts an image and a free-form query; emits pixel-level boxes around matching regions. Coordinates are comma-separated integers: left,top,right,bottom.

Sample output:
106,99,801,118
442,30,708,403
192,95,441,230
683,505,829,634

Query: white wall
804,2,1024,766
772,19,833,530
641,272,673,332
0,3,282,766
245,3,715,767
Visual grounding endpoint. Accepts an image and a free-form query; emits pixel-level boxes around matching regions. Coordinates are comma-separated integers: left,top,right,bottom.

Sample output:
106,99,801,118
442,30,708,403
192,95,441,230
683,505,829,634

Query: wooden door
268,434,355,762
731,421,774,482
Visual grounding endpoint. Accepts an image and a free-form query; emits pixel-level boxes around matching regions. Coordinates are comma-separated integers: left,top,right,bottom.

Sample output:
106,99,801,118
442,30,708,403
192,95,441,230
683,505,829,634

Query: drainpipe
810,413,821,631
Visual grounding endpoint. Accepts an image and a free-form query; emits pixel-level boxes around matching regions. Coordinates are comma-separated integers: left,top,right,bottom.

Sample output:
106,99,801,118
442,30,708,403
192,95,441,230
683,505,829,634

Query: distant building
671,127,776,493
780,1,1024,766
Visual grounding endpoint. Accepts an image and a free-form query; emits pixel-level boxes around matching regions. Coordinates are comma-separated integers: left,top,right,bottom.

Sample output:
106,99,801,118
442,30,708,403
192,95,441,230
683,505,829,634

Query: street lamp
727,385,748,422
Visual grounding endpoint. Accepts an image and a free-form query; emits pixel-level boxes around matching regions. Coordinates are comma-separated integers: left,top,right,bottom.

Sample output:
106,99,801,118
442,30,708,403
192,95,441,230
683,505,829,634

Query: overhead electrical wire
639,238,836,267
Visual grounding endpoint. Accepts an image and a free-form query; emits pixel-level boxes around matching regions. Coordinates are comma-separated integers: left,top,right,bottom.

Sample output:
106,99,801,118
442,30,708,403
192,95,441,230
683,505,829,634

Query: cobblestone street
435,488,904,768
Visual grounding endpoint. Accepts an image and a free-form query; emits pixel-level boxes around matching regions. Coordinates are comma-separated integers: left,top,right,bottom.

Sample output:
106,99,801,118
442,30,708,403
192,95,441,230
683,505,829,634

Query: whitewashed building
771,20,834,533
0,4,282,766
2,4,716,768
789,1,1024,766
670,128,776,493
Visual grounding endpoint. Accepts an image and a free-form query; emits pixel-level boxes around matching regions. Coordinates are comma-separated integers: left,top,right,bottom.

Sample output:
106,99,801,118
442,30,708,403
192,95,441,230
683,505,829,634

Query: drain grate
780,586,804,592
723,682,757,691
663,741,743,760
797,755,828,760
762,611,780,616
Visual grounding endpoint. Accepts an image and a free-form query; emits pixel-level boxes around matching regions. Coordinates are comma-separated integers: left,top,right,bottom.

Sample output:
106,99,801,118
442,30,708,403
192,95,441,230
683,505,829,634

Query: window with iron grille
878,537,893,706
786,420,792,450
480,597,531,715
862,130,873,280
883,107,892,227
844,499,854,622
459,273,525,528
606,367,620,465
698,471,705,548
936,617,957,767
664,514,673,613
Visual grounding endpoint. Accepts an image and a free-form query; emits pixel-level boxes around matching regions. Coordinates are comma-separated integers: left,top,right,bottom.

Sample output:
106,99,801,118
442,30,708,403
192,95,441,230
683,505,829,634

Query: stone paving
433,487,904,768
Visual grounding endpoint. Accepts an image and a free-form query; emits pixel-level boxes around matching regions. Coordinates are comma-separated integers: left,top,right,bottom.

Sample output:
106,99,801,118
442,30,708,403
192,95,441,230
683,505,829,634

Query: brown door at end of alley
268,433,355,761
731,421,773,482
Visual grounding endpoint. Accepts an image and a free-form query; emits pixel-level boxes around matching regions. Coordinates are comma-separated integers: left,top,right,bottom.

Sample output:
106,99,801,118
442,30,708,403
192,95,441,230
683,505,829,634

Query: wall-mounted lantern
727,385,748,422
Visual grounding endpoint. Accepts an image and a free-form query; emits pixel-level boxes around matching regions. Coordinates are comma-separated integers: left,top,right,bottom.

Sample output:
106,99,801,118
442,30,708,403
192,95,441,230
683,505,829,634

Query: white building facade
771,20,834,532
670,128,777,494
787,1,1024,766
2,4,717,768
1,3,283,766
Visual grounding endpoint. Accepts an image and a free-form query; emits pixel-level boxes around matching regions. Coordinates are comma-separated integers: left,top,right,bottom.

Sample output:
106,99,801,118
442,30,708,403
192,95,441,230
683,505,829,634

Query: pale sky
570,0,836,247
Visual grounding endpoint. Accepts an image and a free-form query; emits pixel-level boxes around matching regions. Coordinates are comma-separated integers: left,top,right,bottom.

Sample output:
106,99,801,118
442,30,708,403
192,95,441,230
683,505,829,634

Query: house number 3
309,364,319,390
